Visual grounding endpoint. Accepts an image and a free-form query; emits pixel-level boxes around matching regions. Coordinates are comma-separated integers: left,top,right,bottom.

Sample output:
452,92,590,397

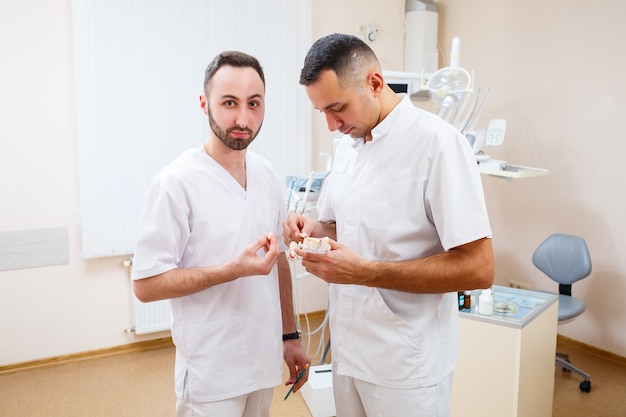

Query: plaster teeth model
287,237,331,259
301,237,331,254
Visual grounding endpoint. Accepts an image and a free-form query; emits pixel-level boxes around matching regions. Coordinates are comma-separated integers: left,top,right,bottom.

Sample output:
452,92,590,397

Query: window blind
72,0,311,258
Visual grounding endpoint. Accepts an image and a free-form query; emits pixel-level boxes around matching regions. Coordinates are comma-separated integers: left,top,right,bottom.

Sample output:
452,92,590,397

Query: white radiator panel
134,298,172,335
126,257,172,334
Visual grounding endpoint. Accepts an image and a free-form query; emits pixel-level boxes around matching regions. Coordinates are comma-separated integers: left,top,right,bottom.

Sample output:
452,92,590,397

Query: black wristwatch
282,330,302,341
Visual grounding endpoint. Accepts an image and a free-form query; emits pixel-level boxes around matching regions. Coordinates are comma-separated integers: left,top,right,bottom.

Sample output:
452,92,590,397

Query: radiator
124,257,172,335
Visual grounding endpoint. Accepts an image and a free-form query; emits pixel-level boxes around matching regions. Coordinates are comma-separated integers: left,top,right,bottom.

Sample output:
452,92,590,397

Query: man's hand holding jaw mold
287,235,331,260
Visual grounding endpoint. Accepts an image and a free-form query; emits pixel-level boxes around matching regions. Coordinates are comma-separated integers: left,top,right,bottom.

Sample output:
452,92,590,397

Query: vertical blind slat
73,0,311,258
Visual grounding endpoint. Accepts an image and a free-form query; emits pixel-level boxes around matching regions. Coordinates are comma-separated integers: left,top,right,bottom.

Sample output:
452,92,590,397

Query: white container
478,288,494,315
300,364,336,417
405,0,439,75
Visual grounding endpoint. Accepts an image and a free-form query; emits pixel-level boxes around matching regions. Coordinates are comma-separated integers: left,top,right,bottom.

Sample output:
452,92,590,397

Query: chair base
556,352,591,392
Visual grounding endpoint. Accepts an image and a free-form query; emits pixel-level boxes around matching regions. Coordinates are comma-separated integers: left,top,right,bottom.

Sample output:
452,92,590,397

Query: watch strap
282,331,301,341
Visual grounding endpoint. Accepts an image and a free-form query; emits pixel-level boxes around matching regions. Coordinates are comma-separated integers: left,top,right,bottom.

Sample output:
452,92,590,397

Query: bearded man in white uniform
132,51,310,417
283,34,495,417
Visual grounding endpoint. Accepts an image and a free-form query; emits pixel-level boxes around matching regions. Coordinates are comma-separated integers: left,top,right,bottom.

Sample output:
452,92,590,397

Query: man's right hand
231,232,280,277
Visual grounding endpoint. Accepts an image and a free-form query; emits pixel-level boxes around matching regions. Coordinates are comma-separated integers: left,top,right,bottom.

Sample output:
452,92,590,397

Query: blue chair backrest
532,233,592,285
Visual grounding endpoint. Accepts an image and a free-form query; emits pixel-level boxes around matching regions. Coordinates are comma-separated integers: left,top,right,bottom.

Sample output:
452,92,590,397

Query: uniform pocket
347,288,425,387
184,314,252,399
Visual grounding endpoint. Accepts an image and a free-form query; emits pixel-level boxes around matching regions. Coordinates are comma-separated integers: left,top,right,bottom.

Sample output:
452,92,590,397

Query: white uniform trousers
333,370,453,417
176,386,273,417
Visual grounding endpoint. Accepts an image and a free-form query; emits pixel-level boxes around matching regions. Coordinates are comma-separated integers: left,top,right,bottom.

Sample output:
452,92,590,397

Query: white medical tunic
132,148,287,402
318,95,492,389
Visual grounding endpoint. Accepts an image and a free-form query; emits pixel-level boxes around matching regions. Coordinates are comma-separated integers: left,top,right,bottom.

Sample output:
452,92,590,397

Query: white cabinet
451,286,559,417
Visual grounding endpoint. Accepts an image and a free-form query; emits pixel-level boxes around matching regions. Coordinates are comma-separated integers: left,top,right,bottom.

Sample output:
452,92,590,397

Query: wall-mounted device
382,70,422,96
467,119,507,160
405,0,439,75
384,1,439,98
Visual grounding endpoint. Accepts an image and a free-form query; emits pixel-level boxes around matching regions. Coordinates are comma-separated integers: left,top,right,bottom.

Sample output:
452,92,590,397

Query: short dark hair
204,51,265,95
299,33,378,87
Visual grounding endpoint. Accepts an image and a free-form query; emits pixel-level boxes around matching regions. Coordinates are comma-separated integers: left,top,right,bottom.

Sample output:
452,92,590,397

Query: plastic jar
478,288,493,315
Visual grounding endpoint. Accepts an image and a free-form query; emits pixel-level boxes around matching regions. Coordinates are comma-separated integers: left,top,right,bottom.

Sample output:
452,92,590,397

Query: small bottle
478,288,493,315
463,291,471,310
458,291,465,310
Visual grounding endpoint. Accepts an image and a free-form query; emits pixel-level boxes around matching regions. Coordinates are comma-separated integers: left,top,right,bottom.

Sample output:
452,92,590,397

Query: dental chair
532,233,592,393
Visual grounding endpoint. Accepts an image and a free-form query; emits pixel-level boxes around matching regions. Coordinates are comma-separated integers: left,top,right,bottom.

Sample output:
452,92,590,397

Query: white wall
2,0,625,367
0,0,157,366
437,0,626,357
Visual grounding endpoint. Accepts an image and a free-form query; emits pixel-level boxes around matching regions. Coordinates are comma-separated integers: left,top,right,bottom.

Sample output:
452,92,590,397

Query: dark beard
208,107,261,150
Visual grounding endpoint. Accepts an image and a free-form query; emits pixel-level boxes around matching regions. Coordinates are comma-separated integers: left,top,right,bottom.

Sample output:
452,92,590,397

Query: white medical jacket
318,95,492,388
132,148,287,402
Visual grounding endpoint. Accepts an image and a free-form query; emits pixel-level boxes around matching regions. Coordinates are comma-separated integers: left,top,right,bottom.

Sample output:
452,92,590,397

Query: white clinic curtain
73,0,312,258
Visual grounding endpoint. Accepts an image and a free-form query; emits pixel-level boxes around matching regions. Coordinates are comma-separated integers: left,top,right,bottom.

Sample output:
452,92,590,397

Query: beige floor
551,339,626,417
1,328,624,417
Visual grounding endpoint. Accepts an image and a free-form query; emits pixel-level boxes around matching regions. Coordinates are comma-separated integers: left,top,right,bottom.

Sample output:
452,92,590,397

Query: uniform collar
351,94,411,150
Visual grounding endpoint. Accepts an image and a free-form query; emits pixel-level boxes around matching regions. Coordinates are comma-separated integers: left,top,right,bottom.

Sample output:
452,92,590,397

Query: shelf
478,159,549,179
